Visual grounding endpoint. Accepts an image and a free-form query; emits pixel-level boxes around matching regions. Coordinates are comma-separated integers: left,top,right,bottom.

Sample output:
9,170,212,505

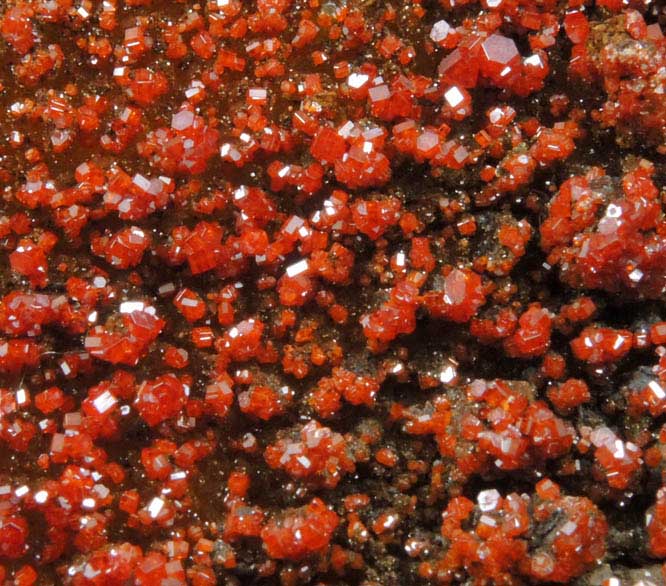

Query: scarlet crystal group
0,1,665,585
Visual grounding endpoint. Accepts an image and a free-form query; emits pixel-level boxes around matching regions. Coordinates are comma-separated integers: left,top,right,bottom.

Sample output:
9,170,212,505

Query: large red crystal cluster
0,0,665,585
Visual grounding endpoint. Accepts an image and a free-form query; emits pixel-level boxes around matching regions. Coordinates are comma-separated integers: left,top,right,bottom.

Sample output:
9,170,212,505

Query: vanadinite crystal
0,0,664,585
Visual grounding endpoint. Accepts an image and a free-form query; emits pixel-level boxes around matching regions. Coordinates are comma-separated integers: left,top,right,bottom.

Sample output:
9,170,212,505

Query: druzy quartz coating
0,0,665,585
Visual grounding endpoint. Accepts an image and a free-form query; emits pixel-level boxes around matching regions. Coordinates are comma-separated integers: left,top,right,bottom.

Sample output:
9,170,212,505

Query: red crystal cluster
0,0,664,585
